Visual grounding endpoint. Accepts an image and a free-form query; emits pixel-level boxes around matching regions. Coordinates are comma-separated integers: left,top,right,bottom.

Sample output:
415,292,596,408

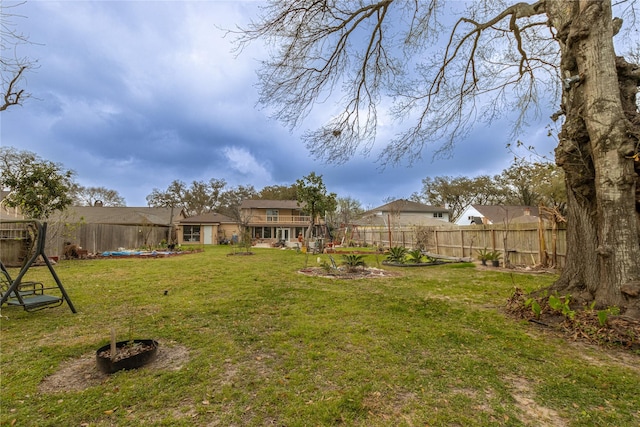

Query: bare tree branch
0,64,26,111
1,1,35,111
233,1,559,166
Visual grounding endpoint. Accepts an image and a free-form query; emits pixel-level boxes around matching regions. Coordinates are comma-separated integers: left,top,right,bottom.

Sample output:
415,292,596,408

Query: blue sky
1,1,558,209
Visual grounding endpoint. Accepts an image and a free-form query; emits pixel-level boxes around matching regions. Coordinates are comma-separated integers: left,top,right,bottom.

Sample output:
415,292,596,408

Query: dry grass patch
38,342,190,393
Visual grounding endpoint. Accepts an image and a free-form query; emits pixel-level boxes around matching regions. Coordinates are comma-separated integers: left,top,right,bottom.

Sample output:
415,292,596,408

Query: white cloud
222,146,272,183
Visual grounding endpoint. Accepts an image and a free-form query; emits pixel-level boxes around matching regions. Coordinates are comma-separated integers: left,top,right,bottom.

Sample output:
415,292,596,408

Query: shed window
433,212,443,218
183,225,201,242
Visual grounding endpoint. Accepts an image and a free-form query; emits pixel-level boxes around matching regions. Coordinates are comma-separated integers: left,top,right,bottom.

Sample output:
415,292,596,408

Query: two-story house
347,199,453,247
239,200,323,247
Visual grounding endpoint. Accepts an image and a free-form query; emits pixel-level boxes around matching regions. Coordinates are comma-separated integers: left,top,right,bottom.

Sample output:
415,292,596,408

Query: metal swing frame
0,220,76,313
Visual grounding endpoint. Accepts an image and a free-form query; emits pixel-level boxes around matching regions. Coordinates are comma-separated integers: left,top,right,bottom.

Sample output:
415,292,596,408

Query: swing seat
1,264,63,311
5,293,63,311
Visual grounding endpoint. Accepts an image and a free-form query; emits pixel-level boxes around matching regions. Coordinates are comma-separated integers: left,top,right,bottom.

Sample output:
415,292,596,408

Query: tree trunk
549,1,640,315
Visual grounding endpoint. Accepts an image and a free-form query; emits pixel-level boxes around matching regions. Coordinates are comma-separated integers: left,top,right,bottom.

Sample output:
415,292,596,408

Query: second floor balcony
246,214,313,225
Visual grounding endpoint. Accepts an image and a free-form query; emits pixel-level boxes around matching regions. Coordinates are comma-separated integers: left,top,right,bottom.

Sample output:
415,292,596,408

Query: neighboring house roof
180,212,235,224
361,199,450,216
353,216,455,227
50,206,184,226
354,199,453,228
240,200,304,210
468,205,539,224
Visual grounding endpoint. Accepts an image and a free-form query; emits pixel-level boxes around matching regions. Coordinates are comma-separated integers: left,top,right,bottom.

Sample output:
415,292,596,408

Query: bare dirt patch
508,376,568,427
38,342,189,393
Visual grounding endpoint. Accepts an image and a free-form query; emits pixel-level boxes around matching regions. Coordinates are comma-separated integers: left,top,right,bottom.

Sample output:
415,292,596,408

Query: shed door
203,225,213,244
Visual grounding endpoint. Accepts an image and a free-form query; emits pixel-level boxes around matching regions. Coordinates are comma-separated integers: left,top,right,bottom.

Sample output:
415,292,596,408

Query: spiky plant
386,246,408,263
407,249,424,263
341,254,366,272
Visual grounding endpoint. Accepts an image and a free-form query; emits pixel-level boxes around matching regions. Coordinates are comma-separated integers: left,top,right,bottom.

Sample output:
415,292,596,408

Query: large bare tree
237,1,640,316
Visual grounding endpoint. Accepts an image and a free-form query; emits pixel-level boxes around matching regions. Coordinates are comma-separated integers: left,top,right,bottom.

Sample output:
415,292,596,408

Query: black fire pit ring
96,339,159,374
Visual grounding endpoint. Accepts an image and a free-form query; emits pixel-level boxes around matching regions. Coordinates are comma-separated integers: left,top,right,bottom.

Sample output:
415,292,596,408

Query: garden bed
97,249,203,259
328,250,382,255
381,260,450,267
298,266,399,279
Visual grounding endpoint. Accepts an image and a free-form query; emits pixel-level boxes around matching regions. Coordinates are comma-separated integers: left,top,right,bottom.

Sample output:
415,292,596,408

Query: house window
433,212,443,218
254,227,273,238
266,209,279,222
183,225,200,242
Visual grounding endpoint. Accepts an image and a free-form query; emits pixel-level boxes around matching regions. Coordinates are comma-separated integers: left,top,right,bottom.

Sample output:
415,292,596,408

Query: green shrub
386,246,408,263
407,249,424,263
341,254,366,271
476,247,491,261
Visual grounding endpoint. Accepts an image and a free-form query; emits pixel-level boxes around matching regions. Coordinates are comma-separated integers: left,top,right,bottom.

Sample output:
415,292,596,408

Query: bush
341,254,366,271
407,249,424,263
386,246,408,263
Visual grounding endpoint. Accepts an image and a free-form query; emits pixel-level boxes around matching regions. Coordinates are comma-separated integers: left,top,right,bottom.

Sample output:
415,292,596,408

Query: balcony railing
248,215,312,225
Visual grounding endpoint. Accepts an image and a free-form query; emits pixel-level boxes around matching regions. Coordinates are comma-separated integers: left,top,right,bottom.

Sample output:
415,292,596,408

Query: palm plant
477,248,491,266
341,254,366,272
386,246,408,263
407,249,424,263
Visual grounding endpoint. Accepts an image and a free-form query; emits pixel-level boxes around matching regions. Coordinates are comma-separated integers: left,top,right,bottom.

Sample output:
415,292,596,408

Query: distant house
46,206,186,255
239,199,323,246
455,205,539,225
356,199,451,226
177,212,238,245
346,199,453,247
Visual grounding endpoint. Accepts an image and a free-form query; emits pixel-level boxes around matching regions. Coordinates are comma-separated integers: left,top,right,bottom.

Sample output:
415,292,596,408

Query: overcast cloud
1,1,557,209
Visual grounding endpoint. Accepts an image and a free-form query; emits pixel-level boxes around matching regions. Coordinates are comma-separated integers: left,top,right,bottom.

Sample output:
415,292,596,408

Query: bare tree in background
71,185,126,207
0,1,35,111
237,1,640,316
146,178,227,217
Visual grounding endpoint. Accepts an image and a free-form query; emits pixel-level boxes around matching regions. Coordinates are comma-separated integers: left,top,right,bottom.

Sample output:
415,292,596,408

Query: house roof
240,199,304,209
50,206,183,226
361,199,449,216
471,205,539,224
180,212,235,224
353,216,455,227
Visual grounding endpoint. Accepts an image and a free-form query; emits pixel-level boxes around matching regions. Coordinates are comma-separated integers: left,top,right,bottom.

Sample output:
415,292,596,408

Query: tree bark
550,0,640,314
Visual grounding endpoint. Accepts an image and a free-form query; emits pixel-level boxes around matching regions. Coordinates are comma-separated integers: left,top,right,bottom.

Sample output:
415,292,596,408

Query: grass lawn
1,246,639,426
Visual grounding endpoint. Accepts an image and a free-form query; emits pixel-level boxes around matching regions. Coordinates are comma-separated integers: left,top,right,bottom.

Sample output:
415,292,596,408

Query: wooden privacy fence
350,222,566,268
430,223,566,268
1,222,173,264
45,223,173,256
